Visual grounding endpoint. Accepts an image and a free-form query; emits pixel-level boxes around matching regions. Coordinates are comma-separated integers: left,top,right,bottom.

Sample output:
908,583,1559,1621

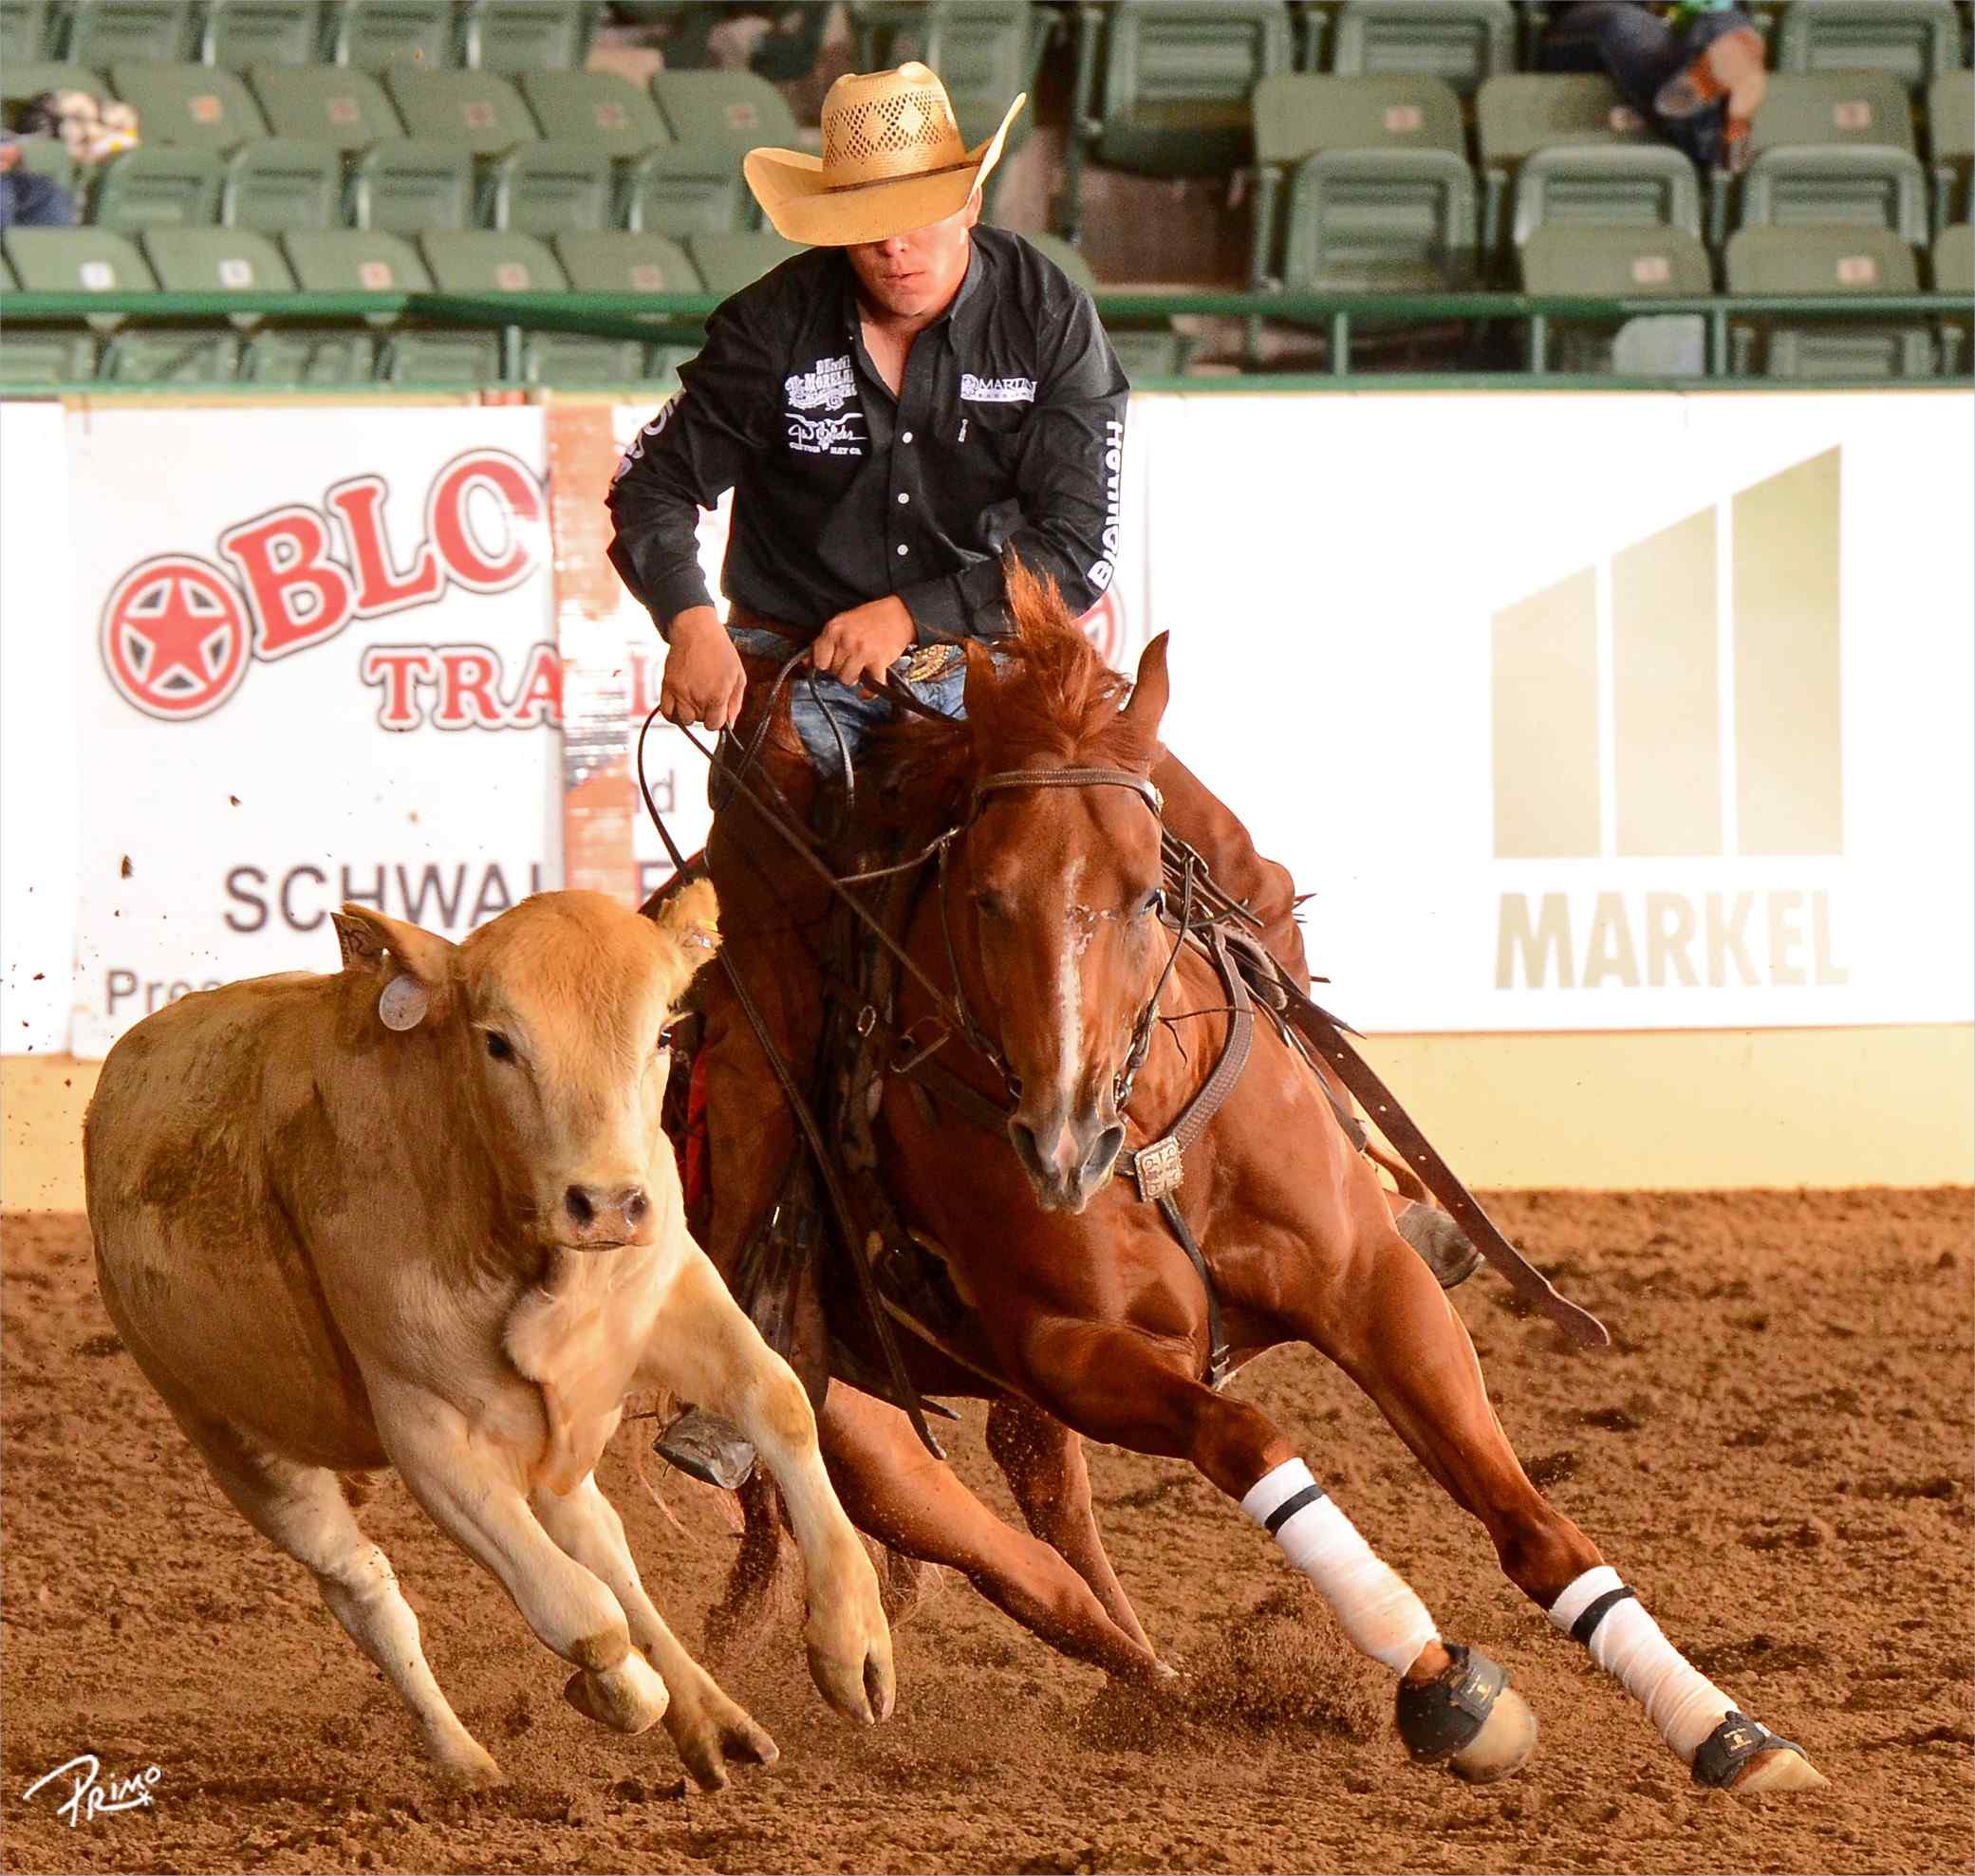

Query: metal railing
1,288,1968,390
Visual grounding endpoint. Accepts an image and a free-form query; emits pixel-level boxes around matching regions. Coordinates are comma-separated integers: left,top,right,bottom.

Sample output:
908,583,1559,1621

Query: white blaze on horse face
1051,856,1086,1103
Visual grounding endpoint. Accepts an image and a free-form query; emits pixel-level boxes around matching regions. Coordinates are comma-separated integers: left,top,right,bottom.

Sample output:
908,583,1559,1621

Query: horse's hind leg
986,1396,1157,1658
817,1384,1165,1683
1300,1225,1826,1793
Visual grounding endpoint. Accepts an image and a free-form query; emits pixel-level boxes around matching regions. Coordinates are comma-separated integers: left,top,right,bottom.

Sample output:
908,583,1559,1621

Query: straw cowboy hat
744,62,1026,248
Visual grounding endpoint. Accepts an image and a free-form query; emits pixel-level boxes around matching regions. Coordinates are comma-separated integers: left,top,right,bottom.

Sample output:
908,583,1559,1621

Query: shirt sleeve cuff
898,574,971,645
647,568,717,639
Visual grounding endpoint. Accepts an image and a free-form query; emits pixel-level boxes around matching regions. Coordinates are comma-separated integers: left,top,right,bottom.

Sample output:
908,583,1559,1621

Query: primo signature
21,1755,161,1828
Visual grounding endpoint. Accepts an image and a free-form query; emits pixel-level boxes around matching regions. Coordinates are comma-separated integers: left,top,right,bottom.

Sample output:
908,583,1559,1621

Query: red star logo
102,557,251,720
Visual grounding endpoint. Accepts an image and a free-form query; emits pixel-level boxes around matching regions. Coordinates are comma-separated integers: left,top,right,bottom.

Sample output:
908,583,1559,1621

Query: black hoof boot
1395,1205,1483,1291
654,1407,756,1491
1691,1712,1828,1792
1395,1644,1538,1784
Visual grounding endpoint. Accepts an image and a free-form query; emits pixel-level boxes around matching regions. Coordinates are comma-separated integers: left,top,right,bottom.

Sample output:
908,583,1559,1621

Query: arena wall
3,390,1968,1205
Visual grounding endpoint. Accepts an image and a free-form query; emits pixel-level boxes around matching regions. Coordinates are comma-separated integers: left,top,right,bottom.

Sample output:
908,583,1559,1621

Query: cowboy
607,63,1471,1484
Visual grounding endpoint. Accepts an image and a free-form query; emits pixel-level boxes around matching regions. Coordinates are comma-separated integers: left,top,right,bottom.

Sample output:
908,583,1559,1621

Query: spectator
1542,3,1768,173
0,133,80,231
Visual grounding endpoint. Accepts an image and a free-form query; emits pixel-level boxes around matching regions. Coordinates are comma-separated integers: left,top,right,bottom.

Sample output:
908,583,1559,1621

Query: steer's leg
167,1403,501,1788
531,1472,778,1791
373,1384,670,1737
645,1250,894,1726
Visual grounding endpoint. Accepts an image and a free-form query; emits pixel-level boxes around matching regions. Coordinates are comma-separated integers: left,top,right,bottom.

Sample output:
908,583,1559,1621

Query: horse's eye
484,1031,515,1064
973,887,1011,921
1141,889,1166,919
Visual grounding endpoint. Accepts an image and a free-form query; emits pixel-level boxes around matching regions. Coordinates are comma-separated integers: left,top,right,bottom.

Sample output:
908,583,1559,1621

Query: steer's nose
1008,1108,1126,1214
563,1182,650,1248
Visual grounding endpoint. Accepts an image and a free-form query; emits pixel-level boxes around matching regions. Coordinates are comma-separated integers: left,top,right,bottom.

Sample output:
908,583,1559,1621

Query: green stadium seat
648,68,798,149
1078,2,1293,179
222,138,341,232
350,138,472,229
1934,222,1972,372
281,225,429,288
685,227,801,291
419,227,565,291
1331,0,1516,100
248,62,401,147
463,0,596,73
98,325,239,377
384,67,534,154
1520,223,1712,374
240,325,378,380
2,59,103,102
64,0,192,64
1512,144,1705,247
623,144,752,236
1,0,51,63
517,70,667,158
1776,0,1962,93
521,331,644,382
1276,147,1478,290
1725,223,1934,378
1749,71,1917,156
141,222,292,288
1476,73,1649,171
552,228,699,291
1930,72,1972,227
1252,73,1463,166
850,2,1055,152
329,0,455,69
487,140,610,232
379,327,502,381
109,61,268,147
1018,226,1196,376
1740,144,1931,241
198,1,322,66
3,223,154,289
0,326,98,382
89,144,222,227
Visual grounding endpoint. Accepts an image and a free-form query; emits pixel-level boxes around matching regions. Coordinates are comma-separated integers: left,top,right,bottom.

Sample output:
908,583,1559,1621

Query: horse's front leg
985,1395,1157,1660
1287,1205,1827,1794
997,1280,1537,1785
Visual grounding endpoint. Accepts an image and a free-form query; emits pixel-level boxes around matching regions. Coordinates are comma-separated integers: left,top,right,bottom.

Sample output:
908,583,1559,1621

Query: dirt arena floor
3,1189,1969,1876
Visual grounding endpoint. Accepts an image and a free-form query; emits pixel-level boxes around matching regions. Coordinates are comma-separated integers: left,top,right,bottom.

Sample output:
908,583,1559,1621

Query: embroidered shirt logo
784,354,856,412
787,411,865,456
960,372,1036,404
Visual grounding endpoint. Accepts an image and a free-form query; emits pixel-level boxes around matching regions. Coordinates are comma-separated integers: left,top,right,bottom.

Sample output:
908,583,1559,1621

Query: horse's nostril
565,1185,596,1228
622,1187,649,1229
1084,1124,1126,1183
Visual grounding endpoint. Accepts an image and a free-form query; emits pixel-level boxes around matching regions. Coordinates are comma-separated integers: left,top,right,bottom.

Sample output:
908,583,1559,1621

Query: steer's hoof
433,1742,507,1792
564,1653,670,1735
654,1407,756,1491
665,1700,780,1792
1396,1644,1537,1785
1395,1205,1483,1291
1693,1713,1828,1792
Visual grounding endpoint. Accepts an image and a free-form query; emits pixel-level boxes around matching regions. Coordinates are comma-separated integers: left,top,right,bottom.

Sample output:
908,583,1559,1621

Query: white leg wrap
1239,1458,1439,1676
1549,1566,1734,1763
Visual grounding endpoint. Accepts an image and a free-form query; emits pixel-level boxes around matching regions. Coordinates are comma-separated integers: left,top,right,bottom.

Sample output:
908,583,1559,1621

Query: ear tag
378,974,428,1031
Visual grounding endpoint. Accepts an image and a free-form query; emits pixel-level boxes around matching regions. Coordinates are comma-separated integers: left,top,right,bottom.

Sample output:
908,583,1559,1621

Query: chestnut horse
709,575,1824,1793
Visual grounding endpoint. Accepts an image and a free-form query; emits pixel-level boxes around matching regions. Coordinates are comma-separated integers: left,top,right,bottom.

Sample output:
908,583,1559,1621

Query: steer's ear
332,905,456,1029
653,878,721,1001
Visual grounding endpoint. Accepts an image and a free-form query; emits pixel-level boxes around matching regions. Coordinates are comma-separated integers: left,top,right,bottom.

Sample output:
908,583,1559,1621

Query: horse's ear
1118,632,1171,750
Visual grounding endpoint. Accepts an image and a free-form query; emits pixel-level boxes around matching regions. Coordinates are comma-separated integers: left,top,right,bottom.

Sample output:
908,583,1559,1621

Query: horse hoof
1449,1685,1538,1785
1395,1205,1482,1291
1734,1746,1828,1793
1395,1644,1537,1783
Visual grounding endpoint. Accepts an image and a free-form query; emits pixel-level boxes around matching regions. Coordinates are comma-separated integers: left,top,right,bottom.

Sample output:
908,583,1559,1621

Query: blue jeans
726,626,969,789
1544,3,1756,166
0,167,79,231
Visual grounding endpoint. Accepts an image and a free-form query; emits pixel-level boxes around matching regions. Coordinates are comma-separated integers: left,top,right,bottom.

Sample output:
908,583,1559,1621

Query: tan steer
84,884,892,1792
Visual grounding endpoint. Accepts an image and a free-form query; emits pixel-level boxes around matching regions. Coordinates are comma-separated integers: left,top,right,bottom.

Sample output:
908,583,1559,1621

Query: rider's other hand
811,596,915,692
660,607,746,732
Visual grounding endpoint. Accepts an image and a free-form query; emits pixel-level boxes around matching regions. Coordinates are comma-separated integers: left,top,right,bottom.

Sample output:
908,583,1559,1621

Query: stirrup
653,1407,756,1491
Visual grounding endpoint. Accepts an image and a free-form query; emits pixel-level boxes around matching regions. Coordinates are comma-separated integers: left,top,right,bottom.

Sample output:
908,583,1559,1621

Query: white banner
65,406,562,1056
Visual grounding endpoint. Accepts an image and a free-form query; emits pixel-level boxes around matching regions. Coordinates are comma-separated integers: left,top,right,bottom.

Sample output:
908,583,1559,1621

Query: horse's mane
872,560,1154,825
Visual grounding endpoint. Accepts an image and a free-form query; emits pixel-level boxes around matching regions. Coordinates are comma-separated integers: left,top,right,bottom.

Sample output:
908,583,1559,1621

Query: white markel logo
784,354,856,412
960,372,1036,404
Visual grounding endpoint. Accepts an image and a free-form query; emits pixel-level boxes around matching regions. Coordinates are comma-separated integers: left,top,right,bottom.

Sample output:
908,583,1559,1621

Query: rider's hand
810,596,915,693
660,606,746,732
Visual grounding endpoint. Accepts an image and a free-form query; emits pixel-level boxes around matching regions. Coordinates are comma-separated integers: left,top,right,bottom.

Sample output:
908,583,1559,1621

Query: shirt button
896,544,909,557
897,492,910,505
901,430,914,444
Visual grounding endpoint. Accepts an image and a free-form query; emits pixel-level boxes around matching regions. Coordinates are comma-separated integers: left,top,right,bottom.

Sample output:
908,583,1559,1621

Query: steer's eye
484,1030,515,1064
